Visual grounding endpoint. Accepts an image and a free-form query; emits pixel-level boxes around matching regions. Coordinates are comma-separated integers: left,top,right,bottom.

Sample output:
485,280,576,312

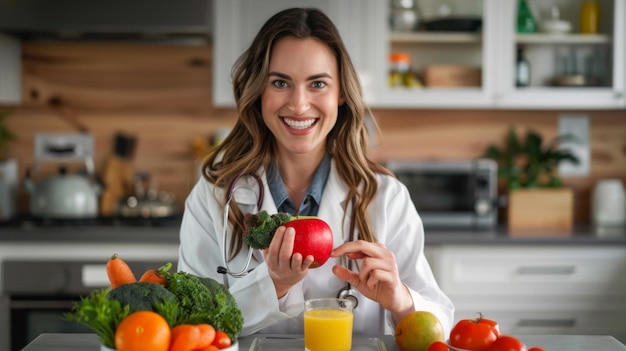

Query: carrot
195,324,216,348
139,262,172,287
192,345,219,351
106,253,137,288
169,324,201,351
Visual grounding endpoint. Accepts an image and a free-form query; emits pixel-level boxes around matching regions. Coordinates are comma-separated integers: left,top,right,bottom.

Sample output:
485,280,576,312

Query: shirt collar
267,153,331,213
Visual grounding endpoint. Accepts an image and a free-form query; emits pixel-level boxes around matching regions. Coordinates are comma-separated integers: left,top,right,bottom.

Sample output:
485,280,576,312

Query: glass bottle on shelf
580,0,600,34
515,46,531,87
517,0,537,33
388,52,422,88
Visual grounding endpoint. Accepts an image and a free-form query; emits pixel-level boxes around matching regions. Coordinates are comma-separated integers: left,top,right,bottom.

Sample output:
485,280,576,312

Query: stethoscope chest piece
337,285,359,309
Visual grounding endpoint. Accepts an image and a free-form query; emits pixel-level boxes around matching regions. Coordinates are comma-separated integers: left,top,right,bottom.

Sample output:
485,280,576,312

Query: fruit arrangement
65,254,243,351
394,312,546,351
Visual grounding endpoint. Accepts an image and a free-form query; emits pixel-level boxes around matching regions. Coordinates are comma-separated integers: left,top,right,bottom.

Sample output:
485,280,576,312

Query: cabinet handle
517,319,576,328
516,266,576,275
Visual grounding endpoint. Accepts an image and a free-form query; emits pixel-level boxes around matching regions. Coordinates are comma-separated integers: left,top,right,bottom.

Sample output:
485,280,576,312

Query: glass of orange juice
304,298,354,351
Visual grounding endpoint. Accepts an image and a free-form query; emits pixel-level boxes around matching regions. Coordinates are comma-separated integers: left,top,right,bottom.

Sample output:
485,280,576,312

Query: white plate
446,340,472,351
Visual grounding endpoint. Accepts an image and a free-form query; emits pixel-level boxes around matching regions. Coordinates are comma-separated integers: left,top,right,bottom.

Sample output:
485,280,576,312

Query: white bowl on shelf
540,20,572,34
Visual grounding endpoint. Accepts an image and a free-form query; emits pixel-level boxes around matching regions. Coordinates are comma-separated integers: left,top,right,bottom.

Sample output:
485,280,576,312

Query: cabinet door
212,0,380,107
368,0,497,108
495,0,626,109
0,33,21,105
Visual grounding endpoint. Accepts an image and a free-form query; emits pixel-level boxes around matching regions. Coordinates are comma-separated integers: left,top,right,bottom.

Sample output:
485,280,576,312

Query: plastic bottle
580,0,600,34
517,0,537,33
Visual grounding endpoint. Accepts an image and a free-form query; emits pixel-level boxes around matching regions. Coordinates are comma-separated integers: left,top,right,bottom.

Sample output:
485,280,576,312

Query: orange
394,311,445,351
114,311,171,351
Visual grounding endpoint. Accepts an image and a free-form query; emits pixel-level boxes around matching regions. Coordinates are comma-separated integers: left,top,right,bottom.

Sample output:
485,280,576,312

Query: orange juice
304,308,353,351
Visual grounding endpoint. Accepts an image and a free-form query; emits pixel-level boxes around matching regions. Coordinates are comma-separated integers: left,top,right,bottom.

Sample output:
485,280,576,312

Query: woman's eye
312,81,327,89
272,80,288,88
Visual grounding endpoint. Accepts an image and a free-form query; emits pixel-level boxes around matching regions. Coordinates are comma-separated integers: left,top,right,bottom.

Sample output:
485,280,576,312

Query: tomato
211,331,232,349
480,317,501,338
426,341,450,351
488,336,527,351
449,314,499,350
114,311,171,351
527,348,545,351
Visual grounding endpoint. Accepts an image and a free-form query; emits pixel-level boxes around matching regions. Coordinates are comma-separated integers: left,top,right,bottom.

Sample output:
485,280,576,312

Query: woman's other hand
331,240,415,322
264,226,315,298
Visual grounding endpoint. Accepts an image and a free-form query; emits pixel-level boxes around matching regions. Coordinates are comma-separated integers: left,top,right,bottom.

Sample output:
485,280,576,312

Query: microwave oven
386,159,498,230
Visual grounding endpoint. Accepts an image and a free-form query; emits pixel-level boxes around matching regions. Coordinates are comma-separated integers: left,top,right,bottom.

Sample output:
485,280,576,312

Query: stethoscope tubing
218,173,264,279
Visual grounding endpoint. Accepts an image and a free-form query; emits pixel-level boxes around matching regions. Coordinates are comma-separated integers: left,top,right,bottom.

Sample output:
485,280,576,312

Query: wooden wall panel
1,42,625,225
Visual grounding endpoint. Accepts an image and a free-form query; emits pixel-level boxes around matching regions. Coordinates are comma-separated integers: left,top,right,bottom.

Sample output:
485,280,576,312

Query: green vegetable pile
243,210,292,249
64,266,244,349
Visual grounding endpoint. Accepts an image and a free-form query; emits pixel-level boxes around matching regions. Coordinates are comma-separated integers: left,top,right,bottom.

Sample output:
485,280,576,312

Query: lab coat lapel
317,160,352,246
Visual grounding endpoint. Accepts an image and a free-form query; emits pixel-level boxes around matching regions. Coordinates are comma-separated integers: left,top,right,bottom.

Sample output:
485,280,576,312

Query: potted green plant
483,127,580,233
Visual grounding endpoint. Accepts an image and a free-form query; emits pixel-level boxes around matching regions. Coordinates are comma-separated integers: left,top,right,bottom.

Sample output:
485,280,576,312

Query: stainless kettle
24,166,102,219
24,133,102,219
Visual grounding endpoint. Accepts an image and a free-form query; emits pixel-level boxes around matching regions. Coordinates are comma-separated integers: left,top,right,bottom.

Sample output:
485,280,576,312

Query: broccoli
243,210,292,249
107,282,178,314
164,271,244,340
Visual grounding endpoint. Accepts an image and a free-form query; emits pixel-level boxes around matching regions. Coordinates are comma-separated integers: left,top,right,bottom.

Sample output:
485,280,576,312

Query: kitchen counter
21,333,626,351
1,221,624,246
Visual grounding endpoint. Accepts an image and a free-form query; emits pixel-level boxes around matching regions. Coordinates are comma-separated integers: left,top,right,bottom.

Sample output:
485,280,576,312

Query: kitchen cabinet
367,0,626,109
0,33,21,105
213,0,625,109
427,244,626,343
212,0,380,107
494,0,626,109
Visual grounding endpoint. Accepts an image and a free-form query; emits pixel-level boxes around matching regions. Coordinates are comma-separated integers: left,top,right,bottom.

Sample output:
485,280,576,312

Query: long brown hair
203,7,391,258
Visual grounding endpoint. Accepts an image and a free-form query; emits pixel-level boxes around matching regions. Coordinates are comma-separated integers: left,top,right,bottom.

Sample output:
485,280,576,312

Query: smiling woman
178,6,454,338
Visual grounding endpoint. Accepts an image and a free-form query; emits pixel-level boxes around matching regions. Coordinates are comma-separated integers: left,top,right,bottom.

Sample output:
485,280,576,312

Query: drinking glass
304,298,354,351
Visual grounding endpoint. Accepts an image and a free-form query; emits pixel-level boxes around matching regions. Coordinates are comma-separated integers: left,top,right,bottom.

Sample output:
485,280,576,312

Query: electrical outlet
558,115,590,177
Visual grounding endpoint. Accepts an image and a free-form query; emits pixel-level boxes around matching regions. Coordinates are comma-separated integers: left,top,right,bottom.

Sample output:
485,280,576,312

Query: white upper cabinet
368,0,498,108
494,0,626,109
0,33,21,105
213,0,626,109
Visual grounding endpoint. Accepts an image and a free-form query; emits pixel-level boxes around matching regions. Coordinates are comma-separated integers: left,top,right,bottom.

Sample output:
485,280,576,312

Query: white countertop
21,333,626,351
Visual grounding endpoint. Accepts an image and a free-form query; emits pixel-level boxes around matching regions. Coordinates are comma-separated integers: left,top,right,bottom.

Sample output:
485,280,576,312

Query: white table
21,333,626,351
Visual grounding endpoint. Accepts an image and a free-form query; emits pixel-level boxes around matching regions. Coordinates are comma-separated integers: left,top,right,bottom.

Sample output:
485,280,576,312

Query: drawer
454,307,626,340
434,245,626,297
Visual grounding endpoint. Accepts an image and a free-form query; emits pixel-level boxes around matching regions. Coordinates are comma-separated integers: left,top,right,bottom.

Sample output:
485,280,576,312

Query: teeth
283,118,315,130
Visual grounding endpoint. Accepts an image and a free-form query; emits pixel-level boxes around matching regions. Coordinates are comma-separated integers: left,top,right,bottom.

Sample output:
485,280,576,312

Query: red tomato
427,341,450,351
211,331,231,349
480,317,501,338
449,315,499,350
528,348,545,351
488,336,527,351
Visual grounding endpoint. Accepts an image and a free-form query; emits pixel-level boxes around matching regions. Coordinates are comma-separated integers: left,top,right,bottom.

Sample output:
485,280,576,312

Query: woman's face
261,37,344,158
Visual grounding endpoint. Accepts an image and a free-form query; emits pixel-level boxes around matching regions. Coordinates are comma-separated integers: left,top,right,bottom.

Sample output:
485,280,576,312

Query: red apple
284,218,333,268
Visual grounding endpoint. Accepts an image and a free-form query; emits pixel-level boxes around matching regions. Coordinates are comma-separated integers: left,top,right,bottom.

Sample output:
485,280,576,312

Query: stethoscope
336,219,359,309
216,172,359,308
216,173,263,280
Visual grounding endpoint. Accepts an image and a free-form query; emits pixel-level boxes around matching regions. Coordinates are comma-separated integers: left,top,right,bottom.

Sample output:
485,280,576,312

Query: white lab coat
178,160,454,337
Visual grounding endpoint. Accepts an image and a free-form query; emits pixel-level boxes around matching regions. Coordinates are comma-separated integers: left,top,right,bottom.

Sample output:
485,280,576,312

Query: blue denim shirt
267,153,331,217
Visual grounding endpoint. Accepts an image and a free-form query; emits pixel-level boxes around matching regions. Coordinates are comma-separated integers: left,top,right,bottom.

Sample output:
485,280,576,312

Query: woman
178,7,454,336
